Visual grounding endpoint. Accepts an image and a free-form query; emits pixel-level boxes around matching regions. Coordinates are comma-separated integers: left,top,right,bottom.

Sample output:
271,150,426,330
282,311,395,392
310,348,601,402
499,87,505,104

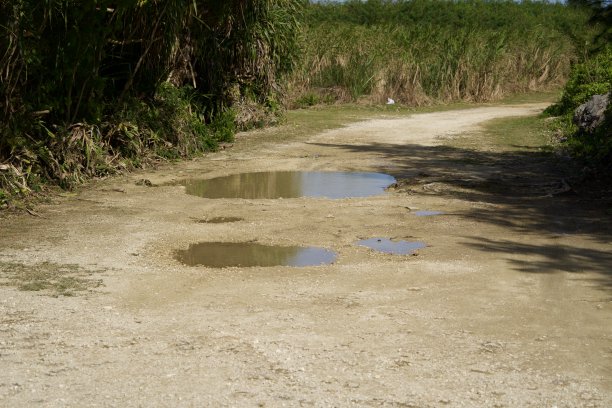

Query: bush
546,45,612,171
547,46,612,115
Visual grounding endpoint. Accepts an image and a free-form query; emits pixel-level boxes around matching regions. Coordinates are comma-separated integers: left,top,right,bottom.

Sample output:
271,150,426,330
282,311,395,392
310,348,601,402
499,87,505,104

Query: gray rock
573,92,610,133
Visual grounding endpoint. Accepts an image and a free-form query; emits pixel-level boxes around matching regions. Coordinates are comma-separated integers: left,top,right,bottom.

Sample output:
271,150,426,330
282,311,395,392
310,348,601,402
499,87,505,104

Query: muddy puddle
357,238,426,255
175,242,337,267
413,211,444,216
181,171,396,199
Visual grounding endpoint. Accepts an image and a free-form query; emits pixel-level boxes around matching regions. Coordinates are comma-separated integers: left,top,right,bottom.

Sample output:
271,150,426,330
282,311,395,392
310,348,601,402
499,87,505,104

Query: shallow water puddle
175,242,337,267
413,211,444,217
357,238,426,255
182,171,396,199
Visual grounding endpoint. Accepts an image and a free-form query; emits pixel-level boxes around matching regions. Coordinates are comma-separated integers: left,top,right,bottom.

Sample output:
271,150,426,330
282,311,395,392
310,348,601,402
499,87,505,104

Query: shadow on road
463,237,612,293
309,141,612,291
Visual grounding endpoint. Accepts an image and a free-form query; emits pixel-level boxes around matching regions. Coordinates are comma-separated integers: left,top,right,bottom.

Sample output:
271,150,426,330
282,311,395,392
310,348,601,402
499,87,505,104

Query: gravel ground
1,104,610,407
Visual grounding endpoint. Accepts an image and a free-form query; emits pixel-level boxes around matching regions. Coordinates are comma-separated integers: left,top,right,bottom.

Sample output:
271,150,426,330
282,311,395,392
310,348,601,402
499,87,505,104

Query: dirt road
1,104,610,407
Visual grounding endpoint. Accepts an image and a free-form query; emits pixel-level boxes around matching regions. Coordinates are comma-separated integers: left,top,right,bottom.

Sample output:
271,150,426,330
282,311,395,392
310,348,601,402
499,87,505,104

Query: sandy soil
1,104,610,407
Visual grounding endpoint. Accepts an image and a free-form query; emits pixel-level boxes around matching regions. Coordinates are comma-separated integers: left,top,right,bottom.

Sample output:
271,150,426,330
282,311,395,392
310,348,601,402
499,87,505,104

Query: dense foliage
0,0,301,199
288,0,596,106
544,0,612,176
547,45,611,172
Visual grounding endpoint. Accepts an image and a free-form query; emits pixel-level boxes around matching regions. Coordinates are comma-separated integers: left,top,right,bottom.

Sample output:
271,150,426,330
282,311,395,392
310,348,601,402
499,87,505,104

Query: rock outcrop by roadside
573,92,610,133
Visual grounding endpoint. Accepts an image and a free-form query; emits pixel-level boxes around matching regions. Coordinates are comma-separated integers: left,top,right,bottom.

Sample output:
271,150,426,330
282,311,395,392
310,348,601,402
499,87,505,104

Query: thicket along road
1,103,611,407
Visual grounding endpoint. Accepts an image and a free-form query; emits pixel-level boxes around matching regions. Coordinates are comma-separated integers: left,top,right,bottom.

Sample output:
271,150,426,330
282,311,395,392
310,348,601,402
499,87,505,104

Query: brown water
175,242,337,267
357,238,426,255
182,171,396,199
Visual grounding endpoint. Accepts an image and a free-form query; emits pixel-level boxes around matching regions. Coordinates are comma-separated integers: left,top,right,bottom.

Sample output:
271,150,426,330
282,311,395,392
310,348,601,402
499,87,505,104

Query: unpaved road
1,104,611,407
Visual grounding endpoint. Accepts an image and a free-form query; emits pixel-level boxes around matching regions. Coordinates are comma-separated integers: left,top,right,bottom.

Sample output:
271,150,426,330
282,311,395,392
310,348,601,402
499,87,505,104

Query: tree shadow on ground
463,237,612,294
309,141,612,291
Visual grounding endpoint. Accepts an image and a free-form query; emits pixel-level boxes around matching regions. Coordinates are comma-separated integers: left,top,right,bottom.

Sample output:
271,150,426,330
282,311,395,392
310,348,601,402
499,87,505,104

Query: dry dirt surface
1,104,611,407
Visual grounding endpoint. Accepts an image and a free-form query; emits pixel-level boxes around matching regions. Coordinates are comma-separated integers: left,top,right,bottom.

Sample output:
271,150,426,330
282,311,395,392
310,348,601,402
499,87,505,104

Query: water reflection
413,211,444,217
175,242,337,267
182,171,396,199
357,238,426,255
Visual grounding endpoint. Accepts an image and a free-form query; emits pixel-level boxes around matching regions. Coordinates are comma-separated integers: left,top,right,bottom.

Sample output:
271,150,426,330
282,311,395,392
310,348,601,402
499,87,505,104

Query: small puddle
181,171,396,199
175,242,337,267
196,217,243,224
357,238,426,255
413,211,444,217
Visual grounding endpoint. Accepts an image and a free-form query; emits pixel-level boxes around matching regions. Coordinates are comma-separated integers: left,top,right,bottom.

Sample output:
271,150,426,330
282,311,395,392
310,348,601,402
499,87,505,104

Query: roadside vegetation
0,0,608,208
546,45,611,176
288,0,595,107
542,0,611,182
0,0,301,207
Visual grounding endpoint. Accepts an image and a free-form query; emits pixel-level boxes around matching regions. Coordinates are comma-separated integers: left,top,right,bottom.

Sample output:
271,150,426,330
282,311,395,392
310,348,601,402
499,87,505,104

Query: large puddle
182,171,396,199
357,238,426,255
175,242,337,268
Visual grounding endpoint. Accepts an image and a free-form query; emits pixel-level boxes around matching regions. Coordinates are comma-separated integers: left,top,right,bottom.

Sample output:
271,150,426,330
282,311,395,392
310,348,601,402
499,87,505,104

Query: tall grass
288,0,596,106
0,0,301,200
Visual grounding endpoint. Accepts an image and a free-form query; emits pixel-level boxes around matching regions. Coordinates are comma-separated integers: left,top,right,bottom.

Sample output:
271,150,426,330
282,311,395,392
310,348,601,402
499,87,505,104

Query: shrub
547,46,612,115
546,45,612,171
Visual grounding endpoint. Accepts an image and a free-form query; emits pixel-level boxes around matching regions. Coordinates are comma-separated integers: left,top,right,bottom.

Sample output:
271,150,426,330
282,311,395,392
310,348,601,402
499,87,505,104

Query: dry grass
287,1,593,107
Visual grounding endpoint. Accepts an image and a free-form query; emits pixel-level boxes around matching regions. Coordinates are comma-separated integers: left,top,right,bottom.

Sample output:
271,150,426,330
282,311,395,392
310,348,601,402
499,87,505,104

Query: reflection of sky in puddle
414,211,444,217
182,171,396,199
298,172,396,198
357,238,426,255
176,242,336,267
285,247,337,266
